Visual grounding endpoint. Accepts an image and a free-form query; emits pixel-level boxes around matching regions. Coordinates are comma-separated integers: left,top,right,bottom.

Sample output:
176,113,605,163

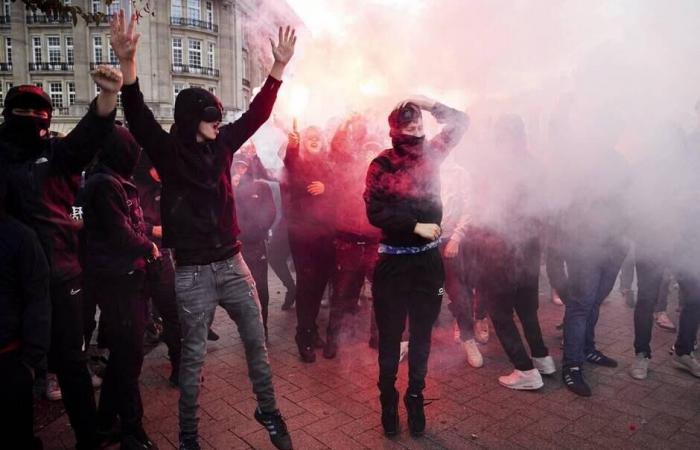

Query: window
63,0,71,5
91,0,100,14
47,36,61,64
32,36,42,63
172,38,183,66
5,37,11,65
188,39,201,67
241,48,249,80
171,0,183,18
49,82,63,108
65,36,74,65
208,86,216,95
67,81,75,105
109,46,117,65
173,82,185,102
207,42,215,68
187,0,200,21
206,1,213,26
106,2,117,15
0,85,3,105
34,82,42,89
93,35,103,62
3,0,10,18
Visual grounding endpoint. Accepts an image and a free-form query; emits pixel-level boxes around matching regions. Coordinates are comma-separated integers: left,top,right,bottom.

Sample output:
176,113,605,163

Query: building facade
0,0,301,133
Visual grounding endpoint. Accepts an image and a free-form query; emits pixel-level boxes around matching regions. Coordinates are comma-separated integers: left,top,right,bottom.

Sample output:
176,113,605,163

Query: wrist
270,61,287,81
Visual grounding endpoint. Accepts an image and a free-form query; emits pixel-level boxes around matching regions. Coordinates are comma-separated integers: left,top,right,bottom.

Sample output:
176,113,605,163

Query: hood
98,126,142,179
174,87,223,143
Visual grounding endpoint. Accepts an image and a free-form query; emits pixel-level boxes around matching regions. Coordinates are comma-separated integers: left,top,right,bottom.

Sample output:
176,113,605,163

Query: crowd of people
1,8,700,450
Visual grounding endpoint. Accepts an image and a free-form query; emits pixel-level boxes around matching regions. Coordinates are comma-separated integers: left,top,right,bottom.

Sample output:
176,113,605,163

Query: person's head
302,126,325,155
493,114,526,154
174,87,223,144
2,85,53,147
98,125,141,179
232,156,249,176
241,141,257,158
361,140,383,163
388,102,424,147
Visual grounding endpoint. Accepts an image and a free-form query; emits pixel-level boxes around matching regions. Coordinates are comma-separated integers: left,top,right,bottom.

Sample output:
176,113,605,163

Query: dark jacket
134,155,164,247
0,100,115,282
0,214,50,369
235,175,276,244
121,77,281,265
364,103,469,247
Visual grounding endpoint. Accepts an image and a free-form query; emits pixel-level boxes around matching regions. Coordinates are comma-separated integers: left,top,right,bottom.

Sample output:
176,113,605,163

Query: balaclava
1,85,53,157
388,102,425,149
98,126,142,179
173,87,223,144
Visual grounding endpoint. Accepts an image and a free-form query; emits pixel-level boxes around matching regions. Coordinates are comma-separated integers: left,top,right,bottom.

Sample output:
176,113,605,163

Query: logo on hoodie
69,206,83,222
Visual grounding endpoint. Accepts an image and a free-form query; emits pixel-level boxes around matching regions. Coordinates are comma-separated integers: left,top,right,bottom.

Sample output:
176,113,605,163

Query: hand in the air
271,26,296,65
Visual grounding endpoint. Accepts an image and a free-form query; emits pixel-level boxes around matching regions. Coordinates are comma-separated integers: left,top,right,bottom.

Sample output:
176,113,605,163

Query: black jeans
634,257,666,357
373,248,444,395
289,230,335,332
242,240,271,332
145,250,182,371
477,238,548,371
87,270,148,435
48,277,98,449
268,218,296,292
674,272,700,356
328,237,378,337
441,240,476,341
0,350,35,449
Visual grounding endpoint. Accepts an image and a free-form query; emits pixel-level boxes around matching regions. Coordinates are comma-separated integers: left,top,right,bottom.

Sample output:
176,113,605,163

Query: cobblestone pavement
37,270,700,449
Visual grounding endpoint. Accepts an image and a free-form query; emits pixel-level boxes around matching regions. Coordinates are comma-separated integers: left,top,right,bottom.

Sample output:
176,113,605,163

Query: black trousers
289,230,335,332
83,287,107,349
441,240,478,341
477,238,548,371
328,238,378,337
373,248,444,395
48,277,98,449
86,270,148,435
145,250,182,371
0,350,36,449
268,218,296,291
242,240,271,332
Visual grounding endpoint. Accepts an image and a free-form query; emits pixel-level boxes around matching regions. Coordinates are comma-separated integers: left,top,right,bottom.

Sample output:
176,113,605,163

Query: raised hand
307,181,325,196
91,65,123,94
110,10,141,63
271,26,297,65
402,95,437,111
288,131,300,149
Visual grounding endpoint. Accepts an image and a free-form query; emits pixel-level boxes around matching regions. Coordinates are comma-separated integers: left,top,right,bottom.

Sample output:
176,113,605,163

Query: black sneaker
562,366,592,397
404,392,426,437
586,350,618,367
178,437,200,450
281,290,295,310
380,389,399,436
295,329,316,363
121,428,158,450
254,407,293,450
207,328,220,341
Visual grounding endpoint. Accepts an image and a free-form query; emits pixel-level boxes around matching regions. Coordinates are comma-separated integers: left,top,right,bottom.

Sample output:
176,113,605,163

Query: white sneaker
88,366,103,388
46,373,62,401
655,312,676,331
399,341,409,363
551,289,564,306
453,322,461,344
498,368,543,390
474,319,489,344
673,353,700,378
532,356,556,375
629,353,650,380
462,339,483,368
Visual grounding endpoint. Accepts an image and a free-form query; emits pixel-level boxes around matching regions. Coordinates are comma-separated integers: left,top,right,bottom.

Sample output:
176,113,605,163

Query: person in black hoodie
364,97,468,437
82,126,158,449
283,125,336,362
111,11,295,450
0,174,50,450
0,69,121,449
233,156,277,337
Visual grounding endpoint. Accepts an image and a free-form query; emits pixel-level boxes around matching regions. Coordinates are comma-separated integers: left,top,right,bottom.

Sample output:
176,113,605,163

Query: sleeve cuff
262,75,283,92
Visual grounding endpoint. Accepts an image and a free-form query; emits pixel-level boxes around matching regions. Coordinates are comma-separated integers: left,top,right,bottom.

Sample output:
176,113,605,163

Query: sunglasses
202,105,223,123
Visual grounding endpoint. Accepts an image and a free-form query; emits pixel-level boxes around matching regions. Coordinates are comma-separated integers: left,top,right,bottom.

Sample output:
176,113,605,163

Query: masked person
233,156,276,338
111,11,295,450
0,174,50,450
0,69,121,448
283,125,336,362
81,126,159,449
365,97,468,437
324,115,382,359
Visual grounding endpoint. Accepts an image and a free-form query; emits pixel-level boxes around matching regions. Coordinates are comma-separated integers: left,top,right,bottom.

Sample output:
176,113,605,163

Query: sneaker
586,350,618,367
551,289,564,306
655,312,676,331
254,407,293,450
179,436,201,450
498,368,543,390
295,329,316,363
672,353,700,378
533,356,556,375
399,341,409,363
562,366,591,397
379,388,399,436
45,373,62,401
404,392,426,437
474,318,489,344
121,428,158,449
462,339,483,368
207,328,220,341
281,289,295,310
629,353,650,380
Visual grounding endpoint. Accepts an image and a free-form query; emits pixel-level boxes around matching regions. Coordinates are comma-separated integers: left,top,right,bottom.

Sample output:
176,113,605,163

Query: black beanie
388,102,422,134
174,87,222,143
3,85,53,119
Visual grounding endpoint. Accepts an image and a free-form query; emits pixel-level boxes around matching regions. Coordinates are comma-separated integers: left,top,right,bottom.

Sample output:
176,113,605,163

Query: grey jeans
175,253,277,442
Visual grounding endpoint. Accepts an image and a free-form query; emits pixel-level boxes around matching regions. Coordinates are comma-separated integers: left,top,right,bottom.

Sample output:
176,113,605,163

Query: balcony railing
0,15,10,25
170,16,218,32
0,62,12,72
172,64,219,77
89,14,114,26
29,62,74,72
54,107,71,116
26,13,72,25
90,61,120,70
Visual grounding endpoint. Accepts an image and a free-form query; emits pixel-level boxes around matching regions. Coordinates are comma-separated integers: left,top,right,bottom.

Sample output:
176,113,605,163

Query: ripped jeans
175,253,277,444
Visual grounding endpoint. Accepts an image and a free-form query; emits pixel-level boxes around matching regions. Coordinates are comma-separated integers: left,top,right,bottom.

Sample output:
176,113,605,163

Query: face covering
2,114,50,158
391,133,425,149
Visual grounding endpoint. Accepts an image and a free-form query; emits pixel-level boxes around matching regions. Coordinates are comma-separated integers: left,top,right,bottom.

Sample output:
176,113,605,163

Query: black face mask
2,114,50,156
392,133,425,149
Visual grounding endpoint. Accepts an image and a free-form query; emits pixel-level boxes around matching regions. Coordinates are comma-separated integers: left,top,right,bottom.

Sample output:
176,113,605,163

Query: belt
378,239,441,255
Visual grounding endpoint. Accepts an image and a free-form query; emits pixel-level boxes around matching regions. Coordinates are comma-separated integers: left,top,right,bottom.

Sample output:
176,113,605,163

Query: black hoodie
81,126,153,276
